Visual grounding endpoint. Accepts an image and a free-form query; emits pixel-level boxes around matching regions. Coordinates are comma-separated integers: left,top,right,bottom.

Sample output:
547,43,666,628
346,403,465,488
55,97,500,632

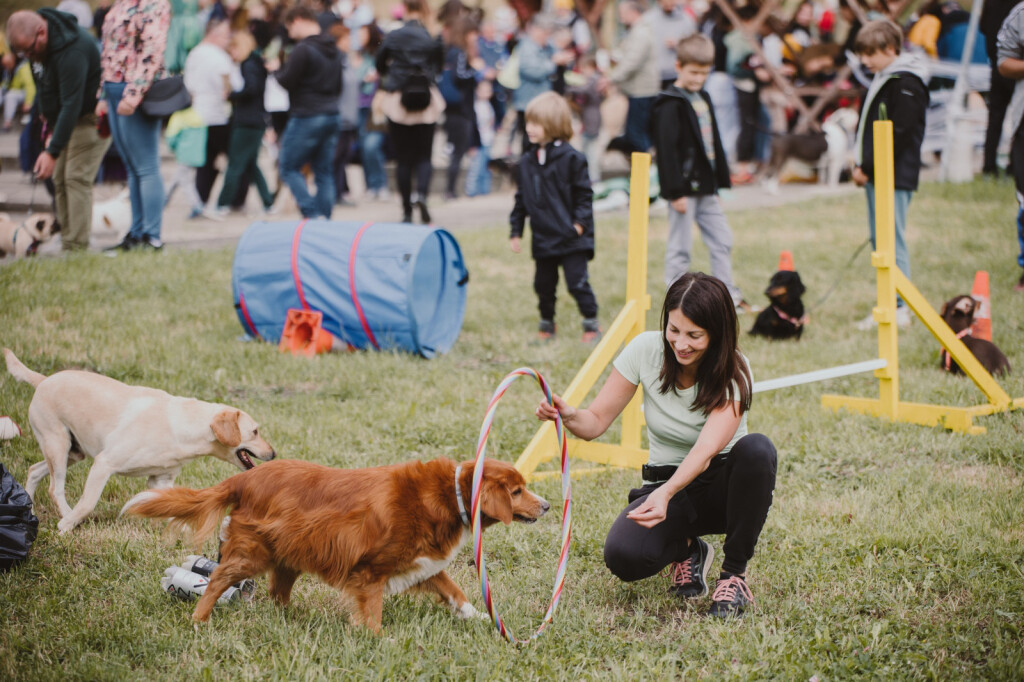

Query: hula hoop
471,367,572,643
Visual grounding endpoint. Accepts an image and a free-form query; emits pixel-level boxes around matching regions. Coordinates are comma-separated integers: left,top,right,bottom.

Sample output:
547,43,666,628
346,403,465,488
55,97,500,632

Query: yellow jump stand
821,120,1024,434
516,153,653,481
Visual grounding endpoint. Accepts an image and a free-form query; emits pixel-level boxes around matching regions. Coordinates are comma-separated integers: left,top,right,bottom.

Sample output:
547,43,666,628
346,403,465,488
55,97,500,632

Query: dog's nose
540,498,551,514
267,449,276,461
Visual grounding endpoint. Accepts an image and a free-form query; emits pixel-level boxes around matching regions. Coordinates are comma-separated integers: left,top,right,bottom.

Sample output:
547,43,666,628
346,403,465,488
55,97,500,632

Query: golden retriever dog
124,457,550,632
0,212,60,258
3,349,276,533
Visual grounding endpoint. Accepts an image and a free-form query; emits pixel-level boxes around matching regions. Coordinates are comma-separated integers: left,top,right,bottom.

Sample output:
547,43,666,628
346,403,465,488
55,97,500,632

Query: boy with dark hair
851,19,930,328
650,33,753,313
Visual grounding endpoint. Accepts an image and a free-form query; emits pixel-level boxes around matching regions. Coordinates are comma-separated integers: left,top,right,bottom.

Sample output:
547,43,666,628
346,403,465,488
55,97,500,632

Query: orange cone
778,250,795,272
970,270,992,341
279,309,348,356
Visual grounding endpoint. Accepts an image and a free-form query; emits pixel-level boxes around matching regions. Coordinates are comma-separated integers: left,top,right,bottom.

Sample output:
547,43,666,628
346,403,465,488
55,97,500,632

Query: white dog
0,212,60,258
4,349,277,533
819,107,859,187
91,189,132,239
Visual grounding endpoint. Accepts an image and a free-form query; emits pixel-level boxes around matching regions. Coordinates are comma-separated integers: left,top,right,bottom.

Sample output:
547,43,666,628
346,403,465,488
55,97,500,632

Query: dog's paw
453,601,488,621
56,517,76,534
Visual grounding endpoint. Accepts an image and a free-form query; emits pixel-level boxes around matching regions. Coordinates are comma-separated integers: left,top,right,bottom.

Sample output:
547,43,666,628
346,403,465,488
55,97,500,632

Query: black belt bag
641,463,679,483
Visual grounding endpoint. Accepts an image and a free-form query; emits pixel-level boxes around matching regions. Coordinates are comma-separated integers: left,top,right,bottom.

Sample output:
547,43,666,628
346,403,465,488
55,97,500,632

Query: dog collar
772,305,808,328
941,327,972,371
454,464,471,527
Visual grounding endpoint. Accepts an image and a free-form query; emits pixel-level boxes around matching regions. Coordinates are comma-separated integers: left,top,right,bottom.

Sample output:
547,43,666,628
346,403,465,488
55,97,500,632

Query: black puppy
939,295,1011,376
750,270,807,340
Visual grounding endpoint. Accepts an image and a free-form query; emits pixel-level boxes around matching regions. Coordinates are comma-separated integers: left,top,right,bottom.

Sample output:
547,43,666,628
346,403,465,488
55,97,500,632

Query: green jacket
35,9,102,157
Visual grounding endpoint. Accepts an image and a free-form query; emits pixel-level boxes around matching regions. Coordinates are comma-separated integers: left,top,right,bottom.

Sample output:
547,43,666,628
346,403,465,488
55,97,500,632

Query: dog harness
454,464,470,526
11,226,41,256
772,306,809,328
941,328,972,371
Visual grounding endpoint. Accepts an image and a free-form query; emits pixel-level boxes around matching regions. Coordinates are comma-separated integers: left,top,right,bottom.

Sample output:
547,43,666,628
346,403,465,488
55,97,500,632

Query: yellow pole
871,120,899,420
621,153,652,449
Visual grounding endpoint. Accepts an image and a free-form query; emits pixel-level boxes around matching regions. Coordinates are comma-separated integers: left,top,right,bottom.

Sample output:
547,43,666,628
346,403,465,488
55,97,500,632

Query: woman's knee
731,433,777,471
604,539,650,583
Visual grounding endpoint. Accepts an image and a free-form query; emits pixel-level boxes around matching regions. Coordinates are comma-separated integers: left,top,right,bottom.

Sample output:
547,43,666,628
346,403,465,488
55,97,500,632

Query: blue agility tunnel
232,220,469,358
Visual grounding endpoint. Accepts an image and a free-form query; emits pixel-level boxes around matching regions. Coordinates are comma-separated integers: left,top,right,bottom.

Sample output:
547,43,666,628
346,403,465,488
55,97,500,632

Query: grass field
1,179,1023,680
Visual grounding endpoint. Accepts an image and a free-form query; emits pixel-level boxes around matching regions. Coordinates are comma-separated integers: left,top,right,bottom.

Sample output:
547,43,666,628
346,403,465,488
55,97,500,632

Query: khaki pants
54,114,111,251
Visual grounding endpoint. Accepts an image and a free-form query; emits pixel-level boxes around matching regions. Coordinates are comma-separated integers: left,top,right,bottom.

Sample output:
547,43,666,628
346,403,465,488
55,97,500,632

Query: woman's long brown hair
657,273,752,416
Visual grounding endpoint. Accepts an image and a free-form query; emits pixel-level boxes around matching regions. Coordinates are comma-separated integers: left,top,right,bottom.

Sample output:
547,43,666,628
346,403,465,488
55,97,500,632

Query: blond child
509,91,599,343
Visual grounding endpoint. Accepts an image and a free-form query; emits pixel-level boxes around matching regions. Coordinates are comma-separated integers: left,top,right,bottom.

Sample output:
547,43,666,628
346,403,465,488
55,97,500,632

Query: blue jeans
358,108,387,192
104,82,164,241
866,183,912,306
464,144,491,197
279,113,340,218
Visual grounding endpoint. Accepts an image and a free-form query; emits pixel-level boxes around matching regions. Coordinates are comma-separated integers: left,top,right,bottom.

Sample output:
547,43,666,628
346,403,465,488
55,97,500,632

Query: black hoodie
649,86,731,200
509,141,594,260
275,33,342,117
35,9,102,158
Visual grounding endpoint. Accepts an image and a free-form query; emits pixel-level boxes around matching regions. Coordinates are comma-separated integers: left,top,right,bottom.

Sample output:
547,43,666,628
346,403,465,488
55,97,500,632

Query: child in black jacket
650,34,751,311
510,91,600,343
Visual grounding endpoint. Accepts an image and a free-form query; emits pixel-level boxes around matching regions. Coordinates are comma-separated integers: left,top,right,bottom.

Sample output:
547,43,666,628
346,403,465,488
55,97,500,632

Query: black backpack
400,65,433,113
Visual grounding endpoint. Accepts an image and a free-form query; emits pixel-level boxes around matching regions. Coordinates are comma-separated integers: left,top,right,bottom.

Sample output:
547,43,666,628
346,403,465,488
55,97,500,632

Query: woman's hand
626,487,670,528
95,99,108,117
536,393,574,423
116,99,136,116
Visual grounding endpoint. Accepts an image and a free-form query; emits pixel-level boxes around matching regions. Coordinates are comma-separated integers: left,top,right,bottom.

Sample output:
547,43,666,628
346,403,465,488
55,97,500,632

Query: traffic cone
969,270,991,341
778,250,795,272
279,309,350,356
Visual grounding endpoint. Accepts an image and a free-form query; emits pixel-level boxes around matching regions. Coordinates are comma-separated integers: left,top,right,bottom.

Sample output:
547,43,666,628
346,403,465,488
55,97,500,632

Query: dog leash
806,237,871,314
471,367,571,644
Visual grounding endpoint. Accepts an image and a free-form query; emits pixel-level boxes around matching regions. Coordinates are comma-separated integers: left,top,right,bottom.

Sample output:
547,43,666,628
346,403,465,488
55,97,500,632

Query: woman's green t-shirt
612,331,750,469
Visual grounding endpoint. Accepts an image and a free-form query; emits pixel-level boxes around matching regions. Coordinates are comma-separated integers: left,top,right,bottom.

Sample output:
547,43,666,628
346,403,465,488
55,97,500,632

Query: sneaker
103,234,139,253
856,307,911,330
730,170,754,185
187,207,203,220
533,320,556,344
668,538,715,599
139,236,164,251
262,202,281,216
201,207,226,222
735,299,761,314
581,318,603,344
708,574,755,618
212,206,231,217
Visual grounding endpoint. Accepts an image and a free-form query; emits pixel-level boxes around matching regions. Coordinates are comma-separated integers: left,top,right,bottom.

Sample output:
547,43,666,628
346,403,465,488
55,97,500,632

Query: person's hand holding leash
33,151,56,180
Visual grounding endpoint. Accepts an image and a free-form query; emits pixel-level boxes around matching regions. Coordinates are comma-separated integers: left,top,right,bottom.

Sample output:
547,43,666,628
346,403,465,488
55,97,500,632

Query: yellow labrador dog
4,349,276,533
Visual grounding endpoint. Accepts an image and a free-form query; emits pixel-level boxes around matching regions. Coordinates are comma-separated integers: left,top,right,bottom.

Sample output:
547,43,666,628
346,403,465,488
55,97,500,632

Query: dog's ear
51,218,61,233
211,409,242,447
481,480,514,525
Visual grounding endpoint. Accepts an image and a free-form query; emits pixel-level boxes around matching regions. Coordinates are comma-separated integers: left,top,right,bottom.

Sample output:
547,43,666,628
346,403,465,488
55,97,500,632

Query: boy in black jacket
851,19,929,329
510,91,600,343
650,34,751,311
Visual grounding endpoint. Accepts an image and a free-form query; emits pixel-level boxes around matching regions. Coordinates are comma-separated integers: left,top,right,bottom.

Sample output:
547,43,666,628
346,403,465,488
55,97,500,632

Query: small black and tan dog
750,270,807,340
939,295,1011,376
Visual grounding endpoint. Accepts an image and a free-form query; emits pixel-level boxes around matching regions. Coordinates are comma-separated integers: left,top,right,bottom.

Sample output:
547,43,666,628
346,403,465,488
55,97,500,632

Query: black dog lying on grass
750,270,807,340
939,295,1011,376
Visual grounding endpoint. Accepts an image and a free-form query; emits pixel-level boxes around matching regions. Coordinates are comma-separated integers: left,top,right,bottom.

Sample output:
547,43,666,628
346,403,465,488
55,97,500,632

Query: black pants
534,251,598,323
389,121,434,212
196,123,231,205
444,113,476,196
985,38,1015,174
604,433,777,579
333,128,358,198
735,88,760,164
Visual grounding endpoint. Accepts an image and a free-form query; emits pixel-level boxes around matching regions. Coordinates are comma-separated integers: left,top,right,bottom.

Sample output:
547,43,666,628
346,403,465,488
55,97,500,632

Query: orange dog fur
124,457,549,631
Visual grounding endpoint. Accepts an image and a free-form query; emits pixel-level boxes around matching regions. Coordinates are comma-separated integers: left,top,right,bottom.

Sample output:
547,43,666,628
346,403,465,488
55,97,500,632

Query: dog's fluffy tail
123,483,236,544
4,349,47,388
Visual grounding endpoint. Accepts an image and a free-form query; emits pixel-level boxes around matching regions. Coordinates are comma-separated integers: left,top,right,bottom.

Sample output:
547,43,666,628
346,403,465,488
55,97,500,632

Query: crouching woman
536,272,777,617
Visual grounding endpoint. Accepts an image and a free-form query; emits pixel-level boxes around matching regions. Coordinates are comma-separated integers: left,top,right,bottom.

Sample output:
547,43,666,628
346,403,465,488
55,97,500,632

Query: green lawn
1,180,1022,680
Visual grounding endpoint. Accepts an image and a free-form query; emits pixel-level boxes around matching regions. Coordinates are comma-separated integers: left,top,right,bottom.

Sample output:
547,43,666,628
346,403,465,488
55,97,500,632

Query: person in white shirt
184,18,235,211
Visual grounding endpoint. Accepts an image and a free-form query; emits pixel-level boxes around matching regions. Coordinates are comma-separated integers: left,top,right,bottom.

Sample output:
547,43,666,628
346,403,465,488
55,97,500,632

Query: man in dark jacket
851,20,929,329
271,6,342,218
7,9,110,252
